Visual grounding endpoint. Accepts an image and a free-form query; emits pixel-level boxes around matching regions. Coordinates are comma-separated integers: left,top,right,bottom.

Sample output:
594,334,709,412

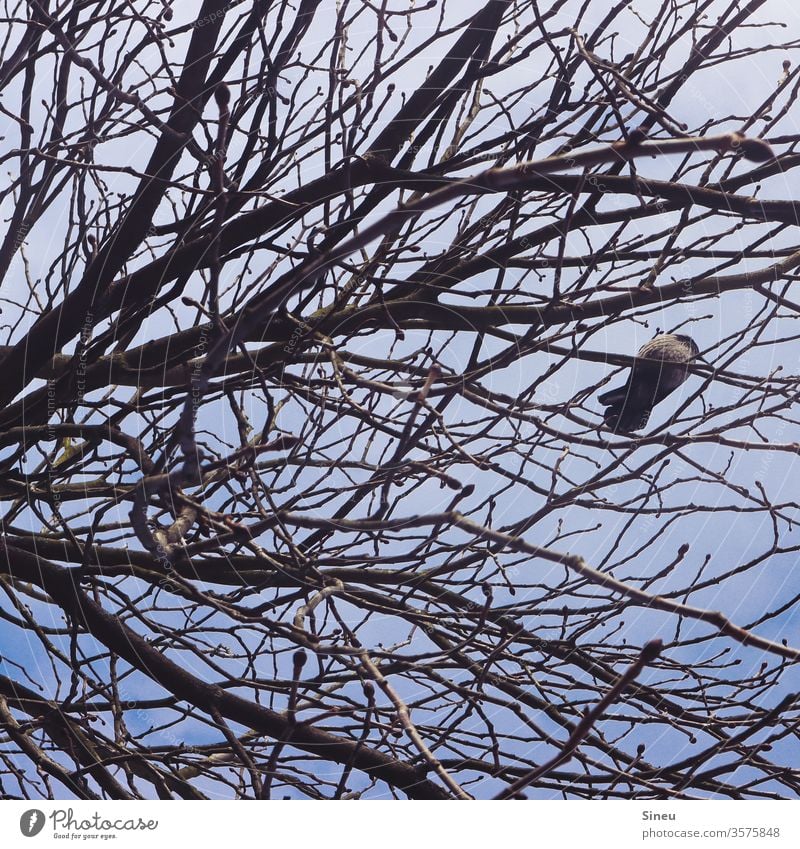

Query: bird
598,333,699,432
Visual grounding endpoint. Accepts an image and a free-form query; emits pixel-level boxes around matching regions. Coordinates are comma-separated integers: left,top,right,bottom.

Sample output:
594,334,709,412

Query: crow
599,333,699,432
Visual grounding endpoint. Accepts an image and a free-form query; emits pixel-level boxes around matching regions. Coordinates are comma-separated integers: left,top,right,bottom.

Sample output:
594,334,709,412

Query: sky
2,0,800,799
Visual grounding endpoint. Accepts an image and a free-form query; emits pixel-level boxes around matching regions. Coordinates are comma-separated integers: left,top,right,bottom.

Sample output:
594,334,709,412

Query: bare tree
0,0,799,800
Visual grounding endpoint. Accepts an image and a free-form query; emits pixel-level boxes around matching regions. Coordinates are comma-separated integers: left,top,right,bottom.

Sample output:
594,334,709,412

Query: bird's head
672,334,700,358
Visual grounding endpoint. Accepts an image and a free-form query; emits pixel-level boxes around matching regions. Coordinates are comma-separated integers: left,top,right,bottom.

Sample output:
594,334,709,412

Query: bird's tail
599,386,651,432
602,401,651,433
597,387,626,406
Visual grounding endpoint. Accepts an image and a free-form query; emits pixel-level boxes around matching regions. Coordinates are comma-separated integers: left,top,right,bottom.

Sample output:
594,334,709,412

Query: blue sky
2,0,800,799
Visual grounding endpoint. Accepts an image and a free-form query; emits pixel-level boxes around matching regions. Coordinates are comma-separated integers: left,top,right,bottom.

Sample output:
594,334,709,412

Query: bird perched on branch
598,333,699,432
